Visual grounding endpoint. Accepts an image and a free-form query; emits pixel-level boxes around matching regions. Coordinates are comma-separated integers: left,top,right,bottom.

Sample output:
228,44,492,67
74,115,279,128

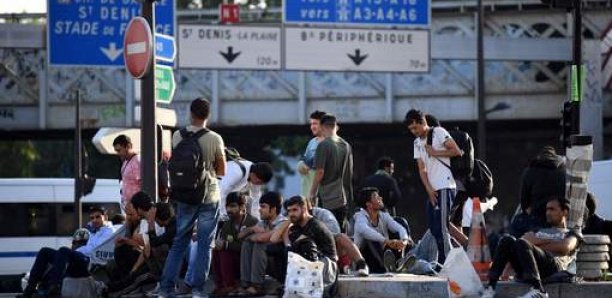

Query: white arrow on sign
100,42,123,61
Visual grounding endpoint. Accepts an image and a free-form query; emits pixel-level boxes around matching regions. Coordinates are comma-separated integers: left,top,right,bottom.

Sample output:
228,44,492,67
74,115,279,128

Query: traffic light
561,101,573,148
541,0,575,9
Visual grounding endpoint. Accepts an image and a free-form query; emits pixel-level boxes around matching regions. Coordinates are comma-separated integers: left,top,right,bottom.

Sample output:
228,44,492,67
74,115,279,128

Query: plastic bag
439,247,484,297
283,252,325,298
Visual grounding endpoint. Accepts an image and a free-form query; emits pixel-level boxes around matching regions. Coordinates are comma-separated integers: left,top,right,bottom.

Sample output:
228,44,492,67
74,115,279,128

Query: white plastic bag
439,247,484,297
283,252,325,298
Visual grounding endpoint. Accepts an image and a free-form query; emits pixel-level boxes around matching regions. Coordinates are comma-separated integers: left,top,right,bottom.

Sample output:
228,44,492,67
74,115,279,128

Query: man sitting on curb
235,191,287,296
303,198,369,276
482,196,581,298
212,192,258,296
353,187,414,273
19,207,114,298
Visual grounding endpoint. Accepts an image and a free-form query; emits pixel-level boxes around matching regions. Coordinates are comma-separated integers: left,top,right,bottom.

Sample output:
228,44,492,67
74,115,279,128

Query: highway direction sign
285,27,430,72
48,0,175,67
155,33,176,62
284,0,430,27
178,25,281,70
155,65,175,104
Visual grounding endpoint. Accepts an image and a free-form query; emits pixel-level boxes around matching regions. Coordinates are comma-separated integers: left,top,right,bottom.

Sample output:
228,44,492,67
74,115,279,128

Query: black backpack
427,126,475,181
225,147,247,178
466,159,494,199
168,128,210,204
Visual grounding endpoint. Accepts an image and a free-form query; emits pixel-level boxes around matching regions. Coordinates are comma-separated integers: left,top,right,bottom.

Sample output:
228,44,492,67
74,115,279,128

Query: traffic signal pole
569,0,581,136
141,0,158,201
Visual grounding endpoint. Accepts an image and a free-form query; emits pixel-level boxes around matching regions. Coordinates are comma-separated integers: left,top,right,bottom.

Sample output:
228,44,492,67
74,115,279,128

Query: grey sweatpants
240,240,268,285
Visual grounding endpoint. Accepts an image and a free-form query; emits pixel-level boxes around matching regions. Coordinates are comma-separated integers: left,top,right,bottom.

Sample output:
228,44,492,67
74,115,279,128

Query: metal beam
432,36,573,61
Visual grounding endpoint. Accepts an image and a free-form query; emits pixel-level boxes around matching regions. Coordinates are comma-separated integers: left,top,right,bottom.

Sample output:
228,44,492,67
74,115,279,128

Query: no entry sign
123,17,153,79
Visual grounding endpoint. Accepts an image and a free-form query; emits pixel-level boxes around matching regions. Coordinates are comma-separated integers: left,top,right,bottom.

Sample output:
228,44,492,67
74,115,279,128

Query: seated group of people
18,186,418,298
18,192,176,298
18,186,585,298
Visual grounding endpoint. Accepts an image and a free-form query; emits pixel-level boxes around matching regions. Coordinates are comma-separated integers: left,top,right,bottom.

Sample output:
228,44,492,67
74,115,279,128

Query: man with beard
235,191,287,296
211,192,258,296
283,195,338,297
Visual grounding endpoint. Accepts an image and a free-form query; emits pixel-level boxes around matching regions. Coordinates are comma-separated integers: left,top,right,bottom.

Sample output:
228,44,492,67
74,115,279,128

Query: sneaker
383,249,397,273
175,280,192,296
192,290,207,298
355,260,369,277
145,282,160,296
517,287,549,298
396,254,417,273
480,286,495,298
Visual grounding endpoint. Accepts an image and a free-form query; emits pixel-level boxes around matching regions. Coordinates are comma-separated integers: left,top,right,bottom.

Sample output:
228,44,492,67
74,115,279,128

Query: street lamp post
476,0,486,161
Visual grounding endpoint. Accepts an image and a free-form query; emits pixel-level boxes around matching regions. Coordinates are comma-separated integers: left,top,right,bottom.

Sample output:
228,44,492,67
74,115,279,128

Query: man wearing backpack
219,156,274,220
404,109,462,264
160,98,226,298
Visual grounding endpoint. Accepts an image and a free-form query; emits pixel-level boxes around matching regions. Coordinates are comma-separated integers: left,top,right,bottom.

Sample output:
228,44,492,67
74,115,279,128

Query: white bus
0,178,121,277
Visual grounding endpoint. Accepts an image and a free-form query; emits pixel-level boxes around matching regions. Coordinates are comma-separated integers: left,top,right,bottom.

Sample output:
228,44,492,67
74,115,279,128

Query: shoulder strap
235,160,247,179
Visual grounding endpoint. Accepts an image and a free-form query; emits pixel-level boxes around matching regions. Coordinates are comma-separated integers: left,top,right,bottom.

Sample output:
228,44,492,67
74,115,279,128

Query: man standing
362,156,402,216
482,197,581,298
160,98,226,298
297,110,327,198
309,114,353,228
113,134,141,211
404,109,462,264
284,195,339,297
219,160,274,219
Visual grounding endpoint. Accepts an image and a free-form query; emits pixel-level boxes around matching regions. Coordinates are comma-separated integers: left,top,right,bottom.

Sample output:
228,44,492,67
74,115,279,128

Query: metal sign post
141,0,158,201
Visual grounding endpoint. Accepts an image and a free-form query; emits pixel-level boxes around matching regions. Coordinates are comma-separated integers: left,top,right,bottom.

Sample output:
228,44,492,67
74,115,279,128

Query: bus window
0,203,55,237
0,202,122,237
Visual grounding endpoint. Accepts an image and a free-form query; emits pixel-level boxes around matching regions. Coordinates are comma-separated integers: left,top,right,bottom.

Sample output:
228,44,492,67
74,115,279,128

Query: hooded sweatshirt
520,149,566,225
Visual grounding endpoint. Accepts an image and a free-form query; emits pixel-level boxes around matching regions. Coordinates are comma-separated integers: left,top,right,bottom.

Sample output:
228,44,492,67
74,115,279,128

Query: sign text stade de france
48,0,174,67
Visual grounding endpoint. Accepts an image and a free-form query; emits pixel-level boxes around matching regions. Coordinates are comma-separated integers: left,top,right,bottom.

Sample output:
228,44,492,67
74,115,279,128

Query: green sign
155,65,175,104
570,64,585,103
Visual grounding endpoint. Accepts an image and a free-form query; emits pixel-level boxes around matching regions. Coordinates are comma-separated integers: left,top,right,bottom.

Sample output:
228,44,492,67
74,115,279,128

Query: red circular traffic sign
123,17,153,79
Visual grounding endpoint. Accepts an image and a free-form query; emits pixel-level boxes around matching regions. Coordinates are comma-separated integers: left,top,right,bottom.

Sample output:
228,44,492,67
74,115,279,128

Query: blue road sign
155,33,176,62
48,0,175,67
283,0,430,27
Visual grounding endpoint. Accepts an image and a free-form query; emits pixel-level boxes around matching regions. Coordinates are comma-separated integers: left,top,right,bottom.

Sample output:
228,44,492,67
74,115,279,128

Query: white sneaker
355,263,370,277
480,286,495,298
517,287,549,298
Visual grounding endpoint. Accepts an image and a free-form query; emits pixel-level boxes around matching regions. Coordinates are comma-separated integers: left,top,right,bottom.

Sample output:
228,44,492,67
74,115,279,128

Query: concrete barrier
338,274,449,298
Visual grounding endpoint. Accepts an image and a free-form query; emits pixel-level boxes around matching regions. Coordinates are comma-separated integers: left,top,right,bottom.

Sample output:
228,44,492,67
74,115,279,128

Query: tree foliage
0,141,39,177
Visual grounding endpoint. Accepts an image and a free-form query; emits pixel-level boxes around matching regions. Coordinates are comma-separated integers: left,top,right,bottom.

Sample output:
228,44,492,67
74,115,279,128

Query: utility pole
141,0,158,201
74,90,82,229
476,0,486,160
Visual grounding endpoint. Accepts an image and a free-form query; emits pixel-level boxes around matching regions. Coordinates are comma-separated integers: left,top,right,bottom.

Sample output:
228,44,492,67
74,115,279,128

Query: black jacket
520,152,565,224
362,171,402,208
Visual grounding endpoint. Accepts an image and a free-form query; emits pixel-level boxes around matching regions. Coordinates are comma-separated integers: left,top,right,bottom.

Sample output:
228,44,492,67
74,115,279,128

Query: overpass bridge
0,0,609,130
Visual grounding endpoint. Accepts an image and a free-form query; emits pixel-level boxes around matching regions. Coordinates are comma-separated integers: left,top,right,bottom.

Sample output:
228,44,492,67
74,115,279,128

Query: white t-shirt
413,126,456,191
219,160,263,219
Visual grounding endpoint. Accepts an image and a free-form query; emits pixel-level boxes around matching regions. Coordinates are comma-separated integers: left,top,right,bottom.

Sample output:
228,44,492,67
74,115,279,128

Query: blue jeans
427,188,456,264
160,201,219,295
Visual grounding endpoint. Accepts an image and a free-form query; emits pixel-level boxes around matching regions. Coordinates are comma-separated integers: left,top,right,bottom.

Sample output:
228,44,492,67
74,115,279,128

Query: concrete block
337,274,449,298
495,282,560,298
559,282,612,298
